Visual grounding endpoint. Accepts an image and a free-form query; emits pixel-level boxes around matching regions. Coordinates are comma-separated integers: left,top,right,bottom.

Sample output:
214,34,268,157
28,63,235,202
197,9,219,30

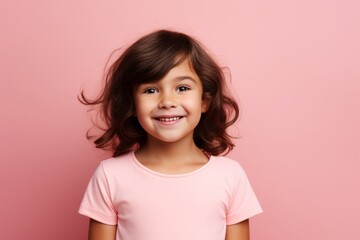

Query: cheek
134,103,145,116
134,96,144,111
134,100,153,118
184,98,204,115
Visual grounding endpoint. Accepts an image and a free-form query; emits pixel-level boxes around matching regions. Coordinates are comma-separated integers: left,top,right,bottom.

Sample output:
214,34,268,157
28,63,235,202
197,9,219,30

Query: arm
225,219,250,240
88,219,117,240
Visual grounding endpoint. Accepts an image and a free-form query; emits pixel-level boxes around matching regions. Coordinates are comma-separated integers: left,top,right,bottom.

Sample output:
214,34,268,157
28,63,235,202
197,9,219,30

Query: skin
226,220,250,240
88,219,116,240
134,59,208,149
88,59,250,239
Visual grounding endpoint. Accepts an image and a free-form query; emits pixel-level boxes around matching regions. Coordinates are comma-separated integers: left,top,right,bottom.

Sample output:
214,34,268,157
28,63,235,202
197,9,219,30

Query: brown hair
80,29,239,157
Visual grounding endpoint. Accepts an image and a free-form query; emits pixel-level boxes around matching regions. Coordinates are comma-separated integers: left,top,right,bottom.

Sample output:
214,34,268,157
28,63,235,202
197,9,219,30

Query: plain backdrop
1,0,359,239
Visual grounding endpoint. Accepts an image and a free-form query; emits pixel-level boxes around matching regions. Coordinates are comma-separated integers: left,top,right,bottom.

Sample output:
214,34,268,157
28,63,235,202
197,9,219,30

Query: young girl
79,29,262,240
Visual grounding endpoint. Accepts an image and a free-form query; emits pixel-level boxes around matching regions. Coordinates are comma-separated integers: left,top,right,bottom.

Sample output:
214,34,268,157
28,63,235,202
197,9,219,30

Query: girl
79,29,262,240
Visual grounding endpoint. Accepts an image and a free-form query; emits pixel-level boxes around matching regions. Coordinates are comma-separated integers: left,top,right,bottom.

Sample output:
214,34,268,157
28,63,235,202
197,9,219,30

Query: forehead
134,59,202,91
162,58,199,80
145,60,202,85
131,55,200,88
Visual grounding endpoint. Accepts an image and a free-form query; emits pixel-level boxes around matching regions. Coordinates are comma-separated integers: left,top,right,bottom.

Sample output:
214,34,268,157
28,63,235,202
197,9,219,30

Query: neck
136,136,203,164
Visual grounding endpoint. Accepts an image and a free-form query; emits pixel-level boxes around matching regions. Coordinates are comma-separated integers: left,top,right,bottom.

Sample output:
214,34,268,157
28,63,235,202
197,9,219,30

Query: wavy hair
80,29,239,157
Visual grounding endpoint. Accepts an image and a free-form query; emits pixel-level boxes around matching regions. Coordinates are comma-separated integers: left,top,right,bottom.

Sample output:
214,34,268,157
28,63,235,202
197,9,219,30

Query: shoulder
100,152,133,167
209,155,249,181
211,155,245,172
96,152,134,177
87,151,139,191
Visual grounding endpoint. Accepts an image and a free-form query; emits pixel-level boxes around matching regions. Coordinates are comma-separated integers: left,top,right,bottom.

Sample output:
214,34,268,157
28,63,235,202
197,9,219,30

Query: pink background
1,0,359,239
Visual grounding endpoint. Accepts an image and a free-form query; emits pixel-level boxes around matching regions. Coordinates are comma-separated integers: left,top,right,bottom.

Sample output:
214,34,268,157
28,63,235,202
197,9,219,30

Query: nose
158,92,177,109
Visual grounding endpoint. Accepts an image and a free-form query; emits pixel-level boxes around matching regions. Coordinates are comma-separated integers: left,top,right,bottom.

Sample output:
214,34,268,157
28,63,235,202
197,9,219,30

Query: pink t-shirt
79,151,262,240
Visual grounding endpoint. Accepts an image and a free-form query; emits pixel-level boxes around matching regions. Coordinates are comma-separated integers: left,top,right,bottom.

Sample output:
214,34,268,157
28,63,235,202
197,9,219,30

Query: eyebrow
174,76,197,83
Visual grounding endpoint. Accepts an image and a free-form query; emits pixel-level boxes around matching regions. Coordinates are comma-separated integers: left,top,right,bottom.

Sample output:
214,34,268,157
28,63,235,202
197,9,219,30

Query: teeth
158,117,180,122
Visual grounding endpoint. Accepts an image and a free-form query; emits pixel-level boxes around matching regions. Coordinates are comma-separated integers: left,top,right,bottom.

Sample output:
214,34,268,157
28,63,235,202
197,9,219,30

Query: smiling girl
79,29,262,240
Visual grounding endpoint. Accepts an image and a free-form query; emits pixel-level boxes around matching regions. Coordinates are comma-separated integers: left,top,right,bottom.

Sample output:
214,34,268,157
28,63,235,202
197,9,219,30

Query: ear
201,92,211,113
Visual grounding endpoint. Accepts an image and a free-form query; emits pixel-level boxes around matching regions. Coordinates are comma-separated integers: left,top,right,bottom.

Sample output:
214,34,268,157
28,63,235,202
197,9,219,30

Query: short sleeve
226,162,263,225
78,162,118,225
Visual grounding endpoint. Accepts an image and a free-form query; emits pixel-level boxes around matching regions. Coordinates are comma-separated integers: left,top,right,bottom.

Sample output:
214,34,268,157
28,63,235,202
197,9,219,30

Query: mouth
155,116,183,122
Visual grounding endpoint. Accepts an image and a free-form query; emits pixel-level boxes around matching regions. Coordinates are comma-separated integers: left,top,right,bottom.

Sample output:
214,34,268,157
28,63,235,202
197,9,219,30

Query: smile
157,117,181,122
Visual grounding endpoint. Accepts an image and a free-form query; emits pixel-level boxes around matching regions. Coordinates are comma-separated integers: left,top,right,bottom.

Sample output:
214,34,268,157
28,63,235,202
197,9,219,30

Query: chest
111,175,232,227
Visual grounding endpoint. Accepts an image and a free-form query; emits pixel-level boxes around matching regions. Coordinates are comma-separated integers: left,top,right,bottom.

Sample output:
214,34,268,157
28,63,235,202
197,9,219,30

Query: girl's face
133,59,209,144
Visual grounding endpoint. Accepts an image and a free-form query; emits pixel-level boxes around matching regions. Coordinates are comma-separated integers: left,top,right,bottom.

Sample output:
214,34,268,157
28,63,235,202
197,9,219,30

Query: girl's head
81,29,239,157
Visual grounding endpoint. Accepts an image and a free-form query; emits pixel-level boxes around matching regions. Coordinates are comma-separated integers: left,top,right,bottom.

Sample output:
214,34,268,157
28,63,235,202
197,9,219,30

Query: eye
143,88,158,94
177,85,191,92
